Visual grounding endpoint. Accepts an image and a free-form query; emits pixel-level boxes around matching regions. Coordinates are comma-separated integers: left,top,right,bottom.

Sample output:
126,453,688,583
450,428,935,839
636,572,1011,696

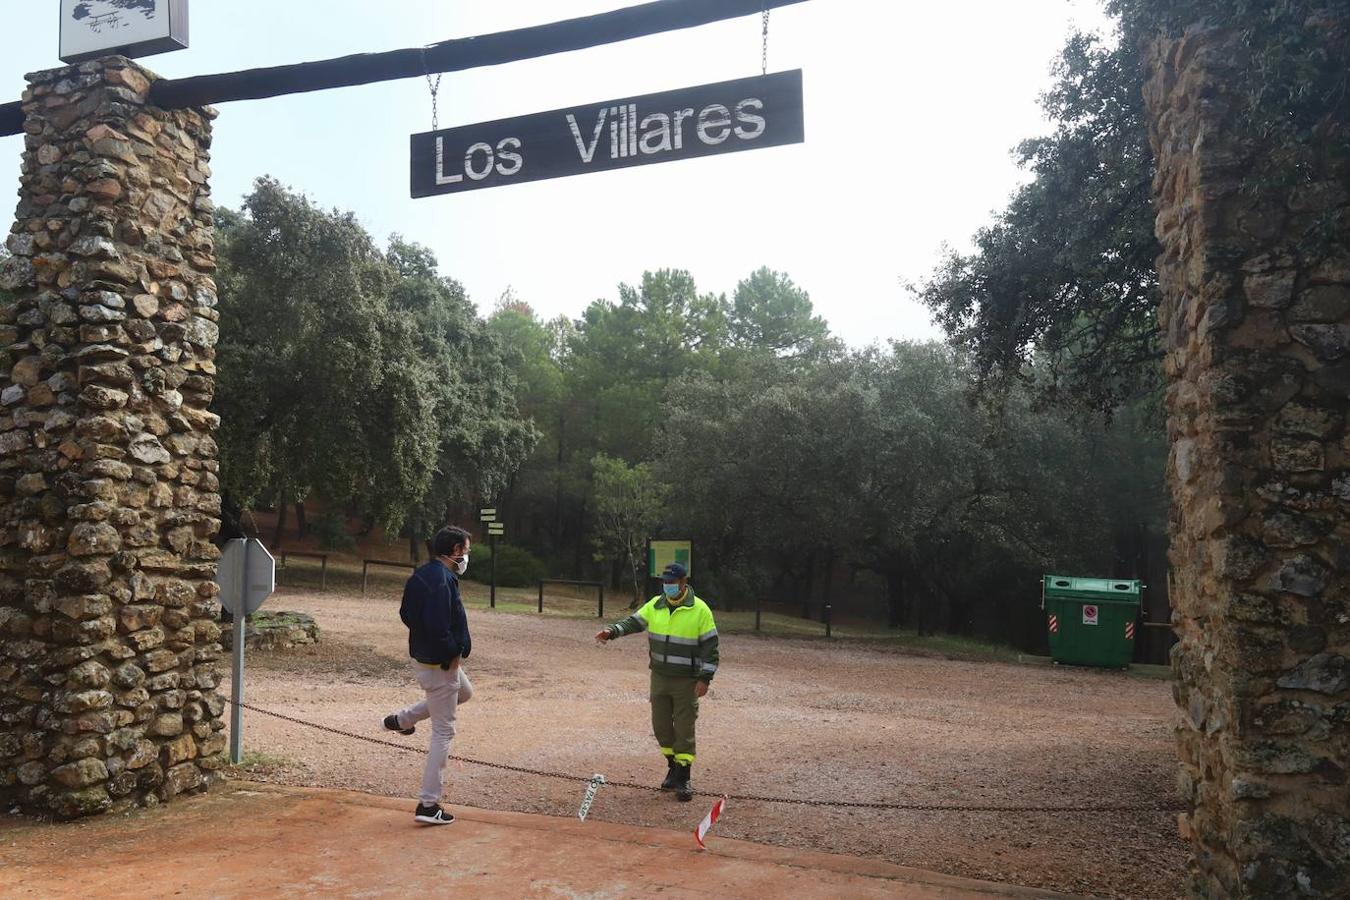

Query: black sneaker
414,804,454,825
384,714,414,736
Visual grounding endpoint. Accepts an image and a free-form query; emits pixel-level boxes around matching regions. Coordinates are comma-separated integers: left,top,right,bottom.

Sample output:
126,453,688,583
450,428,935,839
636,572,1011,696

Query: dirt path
0,783,1089,899
232,588,1186,899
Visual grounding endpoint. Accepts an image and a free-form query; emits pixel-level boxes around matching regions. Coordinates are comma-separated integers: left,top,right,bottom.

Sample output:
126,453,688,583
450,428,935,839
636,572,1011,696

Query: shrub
469,543,548,587
312,511,356,552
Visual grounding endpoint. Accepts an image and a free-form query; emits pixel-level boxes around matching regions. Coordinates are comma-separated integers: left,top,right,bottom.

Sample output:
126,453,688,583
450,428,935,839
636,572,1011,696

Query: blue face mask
662,583,681,599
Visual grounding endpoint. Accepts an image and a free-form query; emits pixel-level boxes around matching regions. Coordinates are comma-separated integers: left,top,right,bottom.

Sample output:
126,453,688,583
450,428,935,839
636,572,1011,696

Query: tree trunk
885,571,905,629
800,555,816,620
554,408,566,553
820,548,835,622
573,500,588,577
626,545,643,608
407,519,420,563
295,501,308,538
273,494,289,547
915,571,929,637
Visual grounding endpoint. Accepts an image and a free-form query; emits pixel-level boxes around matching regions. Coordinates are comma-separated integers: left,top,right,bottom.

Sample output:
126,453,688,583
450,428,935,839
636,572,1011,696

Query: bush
312,511,356,552
469,543,548,587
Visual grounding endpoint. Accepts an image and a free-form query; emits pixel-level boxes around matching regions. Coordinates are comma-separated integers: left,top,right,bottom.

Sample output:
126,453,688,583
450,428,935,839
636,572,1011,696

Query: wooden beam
0,102,20,137
0,0,806,137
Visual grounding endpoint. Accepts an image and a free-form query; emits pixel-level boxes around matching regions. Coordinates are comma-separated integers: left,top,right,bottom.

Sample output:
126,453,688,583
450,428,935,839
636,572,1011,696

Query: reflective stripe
651,652,695,666
660,747,674,757
655,634,700,646
674,753,695,765
698,628,718,641
700,663,718,673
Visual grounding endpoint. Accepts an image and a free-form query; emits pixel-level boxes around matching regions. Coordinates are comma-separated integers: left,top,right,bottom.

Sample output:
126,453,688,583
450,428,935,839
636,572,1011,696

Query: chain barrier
230,699,1183,814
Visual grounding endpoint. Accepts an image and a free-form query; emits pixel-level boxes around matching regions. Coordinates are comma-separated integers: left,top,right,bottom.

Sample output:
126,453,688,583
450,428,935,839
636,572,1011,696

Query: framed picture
59,0,188,64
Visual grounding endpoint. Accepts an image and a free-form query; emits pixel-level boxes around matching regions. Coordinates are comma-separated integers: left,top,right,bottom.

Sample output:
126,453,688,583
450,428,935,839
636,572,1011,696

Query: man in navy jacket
384,525,474,825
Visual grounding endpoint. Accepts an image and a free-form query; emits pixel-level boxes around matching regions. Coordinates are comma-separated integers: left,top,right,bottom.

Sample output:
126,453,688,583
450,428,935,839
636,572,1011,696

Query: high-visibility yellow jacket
606,590,719,682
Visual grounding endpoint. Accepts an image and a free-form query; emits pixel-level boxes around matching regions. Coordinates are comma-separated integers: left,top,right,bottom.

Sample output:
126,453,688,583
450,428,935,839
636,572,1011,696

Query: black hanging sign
410,70,803,198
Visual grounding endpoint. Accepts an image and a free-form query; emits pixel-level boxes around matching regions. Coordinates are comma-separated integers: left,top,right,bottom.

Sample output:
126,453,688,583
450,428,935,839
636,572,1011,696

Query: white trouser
395,663,473,805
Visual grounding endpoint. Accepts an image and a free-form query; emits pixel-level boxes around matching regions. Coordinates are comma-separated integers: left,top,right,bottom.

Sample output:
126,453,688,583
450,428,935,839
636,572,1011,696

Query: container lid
1043,574,1141,600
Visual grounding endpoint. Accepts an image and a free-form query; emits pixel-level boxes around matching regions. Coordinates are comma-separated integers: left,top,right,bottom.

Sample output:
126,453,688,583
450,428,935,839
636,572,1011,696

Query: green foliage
214,178,439,533
209,176,1165,651
591,454,666,604
312,510,356,552
917,29,1161,411
470,542,548,588
214,178,537,540
1112,1,1350,191
727,267,835,363
388,238,539,543
566,269,727,462
919,0,1350,411
656,343,1164,637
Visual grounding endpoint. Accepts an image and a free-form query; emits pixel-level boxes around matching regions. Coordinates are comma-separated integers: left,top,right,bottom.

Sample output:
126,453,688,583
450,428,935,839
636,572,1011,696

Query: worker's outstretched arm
595,598,653,643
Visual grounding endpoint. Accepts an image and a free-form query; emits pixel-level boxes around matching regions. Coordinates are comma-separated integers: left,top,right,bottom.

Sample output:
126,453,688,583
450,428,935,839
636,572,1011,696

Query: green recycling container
1042,575,1142,668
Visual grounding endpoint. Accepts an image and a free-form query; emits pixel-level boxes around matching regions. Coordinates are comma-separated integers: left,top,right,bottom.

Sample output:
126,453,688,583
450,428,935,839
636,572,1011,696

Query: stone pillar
0,58,225,818
1146,27,1350,897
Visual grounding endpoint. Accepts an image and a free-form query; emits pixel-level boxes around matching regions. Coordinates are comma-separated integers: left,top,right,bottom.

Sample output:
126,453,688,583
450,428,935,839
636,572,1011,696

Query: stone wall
0,59,225,818
1145,27,1350,897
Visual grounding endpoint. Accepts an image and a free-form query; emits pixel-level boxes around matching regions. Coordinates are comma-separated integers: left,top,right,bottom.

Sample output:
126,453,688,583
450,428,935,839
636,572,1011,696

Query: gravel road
232,588,1186,899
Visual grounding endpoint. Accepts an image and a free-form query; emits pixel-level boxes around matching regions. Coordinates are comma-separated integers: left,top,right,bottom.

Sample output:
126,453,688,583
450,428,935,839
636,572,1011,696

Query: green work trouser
650,670,700,766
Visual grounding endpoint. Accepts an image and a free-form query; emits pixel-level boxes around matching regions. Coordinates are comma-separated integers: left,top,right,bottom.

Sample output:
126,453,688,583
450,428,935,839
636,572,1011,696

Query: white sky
1,1,1114,346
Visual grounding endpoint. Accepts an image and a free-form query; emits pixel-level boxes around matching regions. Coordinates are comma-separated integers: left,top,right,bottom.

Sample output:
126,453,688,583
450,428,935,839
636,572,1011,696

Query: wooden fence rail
362,559,417,595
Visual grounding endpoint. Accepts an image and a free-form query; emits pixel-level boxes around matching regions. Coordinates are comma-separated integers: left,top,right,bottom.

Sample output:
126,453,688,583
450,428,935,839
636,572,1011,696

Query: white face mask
454,553,469,575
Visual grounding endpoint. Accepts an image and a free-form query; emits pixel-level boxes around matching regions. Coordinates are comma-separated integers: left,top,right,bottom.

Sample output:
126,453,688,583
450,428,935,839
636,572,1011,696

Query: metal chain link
420,47,442,131
426,72,442,131
231,699,1183,814
760,5,770,76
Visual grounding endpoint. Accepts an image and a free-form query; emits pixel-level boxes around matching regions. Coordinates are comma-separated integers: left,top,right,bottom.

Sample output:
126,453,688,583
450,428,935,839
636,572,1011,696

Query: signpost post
215,538,276,764
481,508,503,608
411,70,804,198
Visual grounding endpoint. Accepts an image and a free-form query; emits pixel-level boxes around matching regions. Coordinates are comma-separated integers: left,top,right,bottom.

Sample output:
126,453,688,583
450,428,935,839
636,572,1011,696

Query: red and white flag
694,796,726,849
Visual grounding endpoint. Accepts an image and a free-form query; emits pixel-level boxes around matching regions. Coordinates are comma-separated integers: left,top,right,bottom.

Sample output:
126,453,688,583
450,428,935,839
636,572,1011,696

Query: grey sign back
411,70,804,197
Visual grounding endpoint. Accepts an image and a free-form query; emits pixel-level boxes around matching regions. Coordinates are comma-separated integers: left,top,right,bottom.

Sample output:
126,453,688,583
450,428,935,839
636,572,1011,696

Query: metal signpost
215,538,276,764
481,508,504,608
411,70,804,197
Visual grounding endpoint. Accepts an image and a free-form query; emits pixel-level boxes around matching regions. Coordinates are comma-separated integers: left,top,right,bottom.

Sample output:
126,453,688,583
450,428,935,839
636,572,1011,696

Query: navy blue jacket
399,560,472,666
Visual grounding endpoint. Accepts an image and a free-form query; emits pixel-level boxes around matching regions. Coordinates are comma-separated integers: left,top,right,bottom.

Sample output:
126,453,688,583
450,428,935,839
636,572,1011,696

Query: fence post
279,552,286,586
361,560,369,595
756,597,762,632
320,555,328,592
824,604,832,639
538,581,544,614
598,583,604,619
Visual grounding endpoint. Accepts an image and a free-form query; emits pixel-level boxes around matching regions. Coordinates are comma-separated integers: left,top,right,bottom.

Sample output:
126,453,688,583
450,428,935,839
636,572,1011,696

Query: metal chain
420,47,442,131
426,72,443,131
231,699,1183,814
760,5,770,76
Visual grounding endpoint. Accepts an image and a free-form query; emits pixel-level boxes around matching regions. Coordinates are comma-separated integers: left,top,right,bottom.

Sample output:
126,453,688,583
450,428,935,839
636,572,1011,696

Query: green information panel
648,540,692,577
